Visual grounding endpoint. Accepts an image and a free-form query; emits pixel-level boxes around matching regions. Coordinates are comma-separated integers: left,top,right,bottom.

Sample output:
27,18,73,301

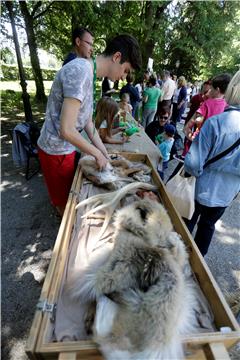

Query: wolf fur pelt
67,199,197,360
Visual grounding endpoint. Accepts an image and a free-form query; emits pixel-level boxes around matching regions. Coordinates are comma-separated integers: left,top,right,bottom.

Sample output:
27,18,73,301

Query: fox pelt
79,155,151,190
67,198,197,360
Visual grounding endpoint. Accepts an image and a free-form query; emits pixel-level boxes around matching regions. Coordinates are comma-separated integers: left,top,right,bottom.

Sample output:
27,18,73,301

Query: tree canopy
2,0,240,82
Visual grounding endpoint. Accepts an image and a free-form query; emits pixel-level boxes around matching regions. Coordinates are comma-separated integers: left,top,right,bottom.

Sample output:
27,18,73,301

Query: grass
0,79,125,135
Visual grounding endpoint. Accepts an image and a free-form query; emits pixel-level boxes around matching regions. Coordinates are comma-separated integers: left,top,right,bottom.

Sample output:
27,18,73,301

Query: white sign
147,58,153,72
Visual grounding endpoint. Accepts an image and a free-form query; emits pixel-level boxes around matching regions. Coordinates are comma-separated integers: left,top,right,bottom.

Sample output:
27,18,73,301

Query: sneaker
173,154,185,163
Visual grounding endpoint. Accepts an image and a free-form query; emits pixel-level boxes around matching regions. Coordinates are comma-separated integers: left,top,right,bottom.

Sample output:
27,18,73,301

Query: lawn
0,79,124,135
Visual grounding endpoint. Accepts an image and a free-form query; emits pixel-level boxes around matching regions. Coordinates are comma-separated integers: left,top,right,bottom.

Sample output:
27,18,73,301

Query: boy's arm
60,98,108,169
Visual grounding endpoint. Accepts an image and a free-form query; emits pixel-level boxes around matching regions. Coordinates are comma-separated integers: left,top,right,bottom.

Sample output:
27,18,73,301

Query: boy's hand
95,151,109,170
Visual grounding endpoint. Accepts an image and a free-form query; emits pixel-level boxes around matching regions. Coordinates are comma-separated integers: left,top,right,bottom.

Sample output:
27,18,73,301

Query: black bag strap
224,107,240,113
204,138,240,169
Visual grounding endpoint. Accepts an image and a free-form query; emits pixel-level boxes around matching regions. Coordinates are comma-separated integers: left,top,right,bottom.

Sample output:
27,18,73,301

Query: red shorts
38,147,76,207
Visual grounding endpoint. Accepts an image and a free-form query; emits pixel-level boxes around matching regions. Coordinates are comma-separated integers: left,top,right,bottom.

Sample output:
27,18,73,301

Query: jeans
142,108,157,128
157,161,168,180
184,201,226,256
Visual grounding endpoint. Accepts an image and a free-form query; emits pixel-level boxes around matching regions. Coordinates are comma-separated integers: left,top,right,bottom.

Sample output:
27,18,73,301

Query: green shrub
1,64,57,81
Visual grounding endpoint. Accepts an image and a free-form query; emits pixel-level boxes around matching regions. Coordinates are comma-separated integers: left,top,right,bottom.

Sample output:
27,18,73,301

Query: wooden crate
26,153,240,360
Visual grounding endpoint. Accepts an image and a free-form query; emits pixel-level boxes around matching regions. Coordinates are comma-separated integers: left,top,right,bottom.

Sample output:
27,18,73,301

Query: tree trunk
141,1,172,69
5,1,33,122
19,1,46,103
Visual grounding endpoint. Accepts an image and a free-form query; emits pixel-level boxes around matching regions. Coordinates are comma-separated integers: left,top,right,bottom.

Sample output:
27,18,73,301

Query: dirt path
1,122,61,359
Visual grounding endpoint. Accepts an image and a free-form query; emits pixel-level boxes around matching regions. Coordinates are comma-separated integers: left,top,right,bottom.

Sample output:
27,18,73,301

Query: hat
164,124,175,136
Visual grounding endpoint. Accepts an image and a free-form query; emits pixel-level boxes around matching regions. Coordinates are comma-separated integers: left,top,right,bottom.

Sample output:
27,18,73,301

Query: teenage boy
63,27,94,65
38,34,142,216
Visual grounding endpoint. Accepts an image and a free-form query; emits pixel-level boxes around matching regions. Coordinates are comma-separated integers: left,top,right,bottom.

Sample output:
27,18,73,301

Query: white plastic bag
166,167,195,220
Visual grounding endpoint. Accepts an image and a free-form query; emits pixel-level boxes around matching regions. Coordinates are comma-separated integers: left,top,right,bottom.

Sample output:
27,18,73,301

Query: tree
162,0,240,79
18,0,51,102
5,0,33,122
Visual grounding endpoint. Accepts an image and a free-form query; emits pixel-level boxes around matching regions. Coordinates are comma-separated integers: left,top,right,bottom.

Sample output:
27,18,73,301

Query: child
184,74,231,144
95,97,127,144
119,93,133,121
156,124,175,180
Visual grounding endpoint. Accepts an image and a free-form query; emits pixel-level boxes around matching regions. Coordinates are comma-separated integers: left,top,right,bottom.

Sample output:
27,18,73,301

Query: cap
164,124,175,136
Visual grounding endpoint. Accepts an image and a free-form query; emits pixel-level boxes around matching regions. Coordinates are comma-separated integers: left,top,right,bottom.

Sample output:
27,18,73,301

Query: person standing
184,70,240,256
62,27,94,65
119,73,140,117
38,34,142,216
159,70,176,110
171,76,187,125
156,124,175,180
142,77,162,128
101,77,116,97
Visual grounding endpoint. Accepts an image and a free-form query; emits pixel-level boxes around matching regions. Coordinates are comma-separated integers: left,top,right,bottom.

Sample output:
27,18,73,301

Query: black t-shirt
102,77,111,97
145,121,165,143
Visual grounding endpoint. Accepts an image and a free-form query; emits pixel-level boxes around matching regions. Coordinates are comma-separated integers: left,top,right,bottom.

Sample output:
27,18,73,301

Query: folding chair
12,122,41,180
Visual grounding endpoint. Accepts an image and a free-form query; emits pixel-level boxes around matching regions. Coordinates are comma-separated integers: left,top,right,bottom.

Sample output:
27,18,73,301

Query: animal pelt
79,155,151,190
67,199,197,360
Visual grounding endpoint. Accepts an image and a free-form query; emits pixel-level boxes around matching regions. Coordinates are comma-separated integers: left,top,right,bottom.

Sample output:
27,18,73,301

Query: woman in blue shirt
184,70,240,256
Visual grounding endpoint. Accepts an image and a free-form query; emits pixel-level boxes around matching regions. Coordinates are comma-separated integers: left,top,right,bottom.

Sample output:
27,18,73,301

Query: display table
26,128,240,360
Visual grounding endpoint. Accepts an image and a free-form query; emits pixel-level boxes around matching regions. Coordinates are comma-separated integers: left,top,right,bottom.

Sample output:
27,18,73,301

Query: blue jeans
184,201,226,256
157,161,168,180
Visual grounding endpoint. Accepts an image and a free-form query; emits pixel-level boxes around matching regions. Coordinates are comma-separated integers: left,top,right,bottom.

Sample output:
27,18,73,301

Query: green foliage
2,0,240,89
1,64,56,81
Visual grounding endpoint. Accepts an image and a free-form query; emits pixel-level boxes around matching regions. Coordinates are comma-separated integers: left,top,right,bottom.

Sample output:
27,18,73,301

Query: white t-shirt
135,83,143,99
99,120,107,129
172,88,180,104
38,58,93,154
162,78,176,100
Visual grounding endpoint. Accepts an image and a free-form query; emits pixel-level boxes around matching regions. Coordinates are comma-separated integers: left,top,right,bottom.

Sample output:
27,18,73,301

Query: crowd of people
37,26,240,257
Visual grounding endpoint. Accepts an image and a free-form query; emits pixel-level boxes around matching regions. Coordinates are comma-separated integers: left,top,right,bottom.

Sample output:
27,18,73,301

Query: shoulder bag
165,137,240,219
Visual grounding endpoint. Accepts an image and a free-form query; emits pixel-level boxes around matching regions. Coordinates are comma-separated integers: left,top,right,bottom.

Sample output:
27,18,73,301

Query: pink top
197,98,227,121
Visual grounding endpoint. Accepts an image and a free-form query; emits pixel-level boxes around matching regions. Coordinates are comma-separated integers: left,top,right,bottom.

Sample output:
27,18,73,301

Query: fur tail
100,339,184,360
65,247,111,303
94,296,118,338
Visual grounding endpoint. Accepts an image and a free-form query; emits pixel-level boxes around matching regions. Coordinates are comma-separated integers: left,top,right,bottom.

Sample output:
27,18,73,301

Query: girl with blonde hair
95,97,127,144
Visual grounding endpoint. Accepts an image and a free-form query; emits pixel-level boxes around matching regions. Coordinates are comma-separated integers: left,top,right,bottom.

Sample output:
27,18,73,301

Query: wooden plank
27,166,82,356
203,342,231,360
58,352,77,360
186,348,207,360
37,167,83,347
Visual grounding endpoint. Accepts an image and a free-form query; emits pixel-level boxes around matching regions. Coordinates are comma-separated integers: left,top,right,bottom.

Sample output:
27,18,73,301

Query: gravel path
1,125,239,360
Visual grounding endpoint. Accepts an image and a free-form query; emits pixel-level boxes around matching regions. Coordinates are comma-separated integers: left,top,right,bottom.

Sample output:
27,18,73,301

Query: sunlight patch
220,235,236,245
215,220,225,232
2,325,11,336
231,270,240,286
16,249,52,283
9,338,26,360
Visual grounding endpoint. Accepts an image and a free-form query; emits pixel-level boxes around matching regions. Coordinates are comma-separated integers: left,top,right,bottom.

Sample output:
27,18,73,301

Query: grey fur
69,198,196,359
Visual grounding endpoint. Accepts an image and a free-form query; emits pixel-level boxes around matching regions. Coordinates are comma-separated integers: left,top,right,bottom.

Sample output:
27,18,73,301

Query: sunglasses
159,116,168,120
